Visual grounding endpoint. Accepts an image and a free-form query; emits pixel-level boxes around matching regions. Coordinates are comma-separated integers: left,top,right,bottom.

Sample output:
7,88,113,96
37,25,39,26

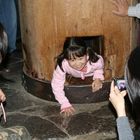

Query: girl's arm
91,56,104,92
93,56,104,81
51,66,72,110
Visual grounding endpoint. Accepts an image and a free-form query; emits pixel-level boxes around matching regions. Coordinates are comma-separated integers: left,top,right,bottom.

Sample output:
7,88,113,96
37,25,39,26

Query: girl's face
68,55,87,71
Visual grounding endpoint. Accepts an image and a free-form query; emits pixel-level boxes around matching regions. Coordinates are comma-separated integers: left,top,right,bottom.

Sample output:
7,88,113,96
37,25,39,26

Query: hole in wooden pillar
83,36,104,56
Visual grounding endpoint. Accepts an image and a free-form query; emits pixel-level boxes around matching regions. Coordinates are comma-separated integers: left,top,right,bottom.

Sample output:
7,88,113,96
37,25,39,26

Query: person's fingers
65,111,69,117
68,108,75,116
69,110,73,116
124,0,128,5
92,82,95,87
120,0,127,5
66,110,72,117
100,83,103,89
117,0,123,5
60,107,75,117
112,11,121,15
64,112,68,117
60,110,67,117
112,0,119,7
0,95,6,102
71,107,75,112
120,0,124,5
112,10,127,16
66,110,71,116
109,93,115,101
121,90,127,97
110,81,115,93
60,109,65,114
109,96,112,101
1,96,6,102
114,86,120,93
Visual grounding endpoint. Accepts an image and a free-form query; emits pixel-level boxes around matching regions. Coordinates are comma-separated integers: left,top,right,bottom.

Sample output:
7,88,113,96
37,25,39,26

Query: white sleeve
128,3,140,18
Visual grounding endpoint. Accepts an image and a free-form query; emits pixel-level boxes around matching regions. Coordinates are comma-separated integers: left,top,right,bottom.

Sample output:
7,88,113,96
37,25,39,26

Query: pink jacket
51,55,104,110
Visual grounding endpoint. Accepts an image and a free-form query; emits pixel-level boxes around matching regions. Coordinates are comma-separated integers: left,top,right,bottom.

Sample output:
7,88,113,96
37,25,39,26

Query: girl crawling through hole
51,37,104,116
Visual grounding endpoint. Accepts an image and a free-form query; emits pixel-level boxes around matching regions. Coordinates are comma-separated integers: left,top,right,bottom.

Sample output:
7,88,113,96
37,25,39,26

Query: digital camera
114,78,126,91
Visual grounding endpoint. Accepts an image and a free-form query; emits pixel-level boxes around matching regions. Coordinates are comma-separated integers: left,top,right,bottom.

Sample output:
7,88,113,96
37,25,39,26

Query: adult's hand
109,81,127,117
111,0,129,17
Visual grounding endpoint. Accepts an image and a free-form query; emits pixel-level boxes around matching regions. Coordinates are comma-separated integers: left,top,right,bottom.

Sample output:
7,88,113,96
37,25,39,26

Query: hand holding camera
109,81,127,117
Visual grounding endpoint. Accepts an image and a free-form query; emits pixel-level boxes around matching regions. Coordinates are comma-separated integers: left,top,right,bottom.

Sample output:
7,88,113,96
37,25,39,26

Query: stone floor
0,49,119,140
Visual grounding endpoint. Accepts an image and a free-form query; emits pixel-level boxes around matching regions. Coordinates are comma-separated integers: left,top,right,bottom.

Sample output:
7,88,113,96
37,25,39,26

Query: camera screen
116,80,126,91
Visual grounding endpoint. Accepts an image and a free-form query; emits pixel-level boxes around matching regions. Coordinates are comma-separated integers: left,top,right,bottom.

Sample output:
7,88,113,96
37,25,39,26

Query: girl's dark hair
56,37,99,71
125,46,140,126
0,22,7,63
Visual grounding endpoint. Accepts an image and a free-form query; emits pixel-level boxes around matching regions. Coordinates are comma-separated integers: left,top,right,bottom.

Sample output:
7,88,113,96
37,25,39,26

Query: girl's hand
0,89,6,102
60,106,75,117
111,0,129,17
109,81,127,117
92,79,103,92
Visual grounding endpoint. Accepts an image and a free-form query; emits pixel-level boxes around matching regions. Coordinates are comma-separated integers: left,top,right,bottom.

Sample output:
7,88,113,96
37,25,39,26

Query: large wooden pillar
19,0,138,81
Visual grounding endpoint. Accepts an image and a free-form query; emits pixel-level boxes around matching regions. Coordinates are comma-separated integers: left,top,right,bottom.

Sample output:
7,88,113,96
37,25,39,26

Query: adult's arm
117,116,134,140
